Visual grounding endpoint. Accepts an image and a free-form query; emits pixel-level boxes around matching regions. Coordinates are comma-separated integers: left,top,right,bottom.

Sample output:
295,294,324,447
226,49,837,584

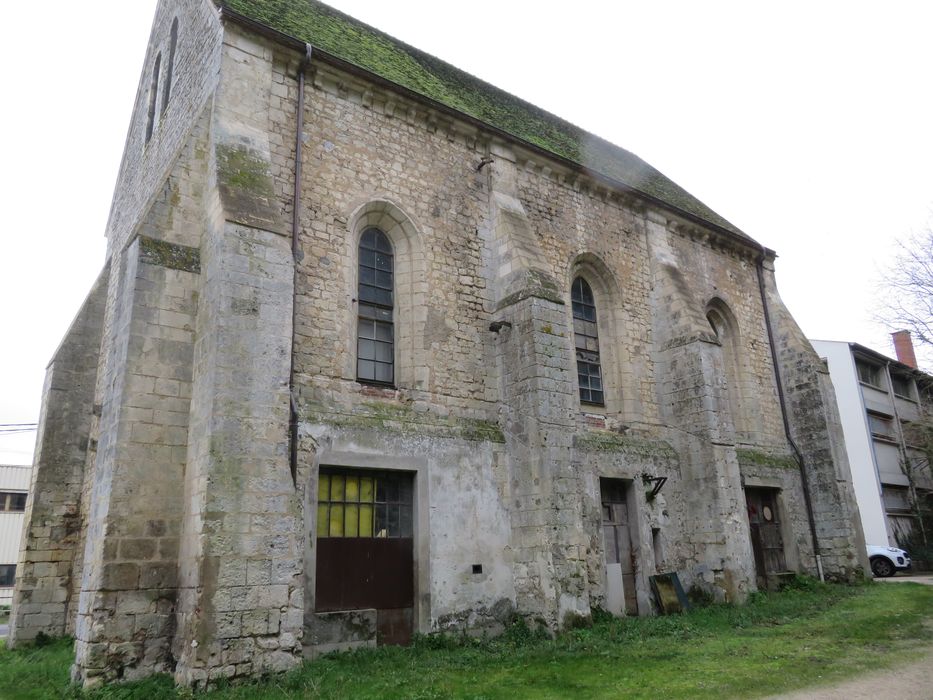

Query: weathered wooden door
601,479,637,615
316,468,415,645
745,488,786,589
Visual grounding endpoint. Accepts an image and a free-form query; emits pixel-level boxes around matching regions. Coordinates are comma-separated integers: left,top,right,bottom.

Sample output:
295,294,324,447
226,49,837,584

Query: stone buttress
484,147,592,625
759,256,867,580
9,268,108,645
644,213,756,601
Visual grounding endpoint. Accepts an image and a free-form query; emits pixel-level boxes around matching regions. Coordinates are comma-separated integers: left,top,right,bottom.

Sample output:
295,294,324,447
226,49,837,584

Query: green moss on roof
218,0,746,237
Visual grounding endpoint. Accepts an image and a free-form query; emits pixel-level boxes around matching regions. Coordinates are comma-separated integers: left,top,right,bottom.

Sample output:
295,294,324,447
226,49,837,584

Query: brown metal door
746,488,786,589
601,479,637,615
316,469,415,645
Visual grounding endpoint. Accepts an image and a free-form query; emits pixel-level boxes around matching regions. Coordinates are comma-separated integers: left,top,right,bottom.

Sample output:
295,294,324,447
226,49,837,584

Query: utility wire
0,426,38,435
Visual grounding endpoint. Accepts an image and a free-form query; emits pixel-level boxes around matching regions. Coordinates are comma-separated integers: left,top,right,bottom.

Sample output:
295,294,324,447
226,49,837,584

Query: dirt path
766,647,933,699
877,573,933,586
769,576,933,699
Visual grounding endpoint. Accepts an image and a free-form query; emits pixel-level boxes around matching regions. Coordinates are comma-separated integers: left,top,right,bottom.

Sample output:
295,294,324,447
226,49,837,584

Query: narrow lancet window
145,53,161,143
357,228,394,385
161,19,178,114
572,277,603,405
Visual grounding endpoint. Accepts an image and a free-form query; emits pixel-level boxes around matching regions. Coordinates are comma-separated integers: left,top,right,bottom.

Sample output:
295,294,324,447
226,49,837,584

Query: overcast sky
2,0,932,463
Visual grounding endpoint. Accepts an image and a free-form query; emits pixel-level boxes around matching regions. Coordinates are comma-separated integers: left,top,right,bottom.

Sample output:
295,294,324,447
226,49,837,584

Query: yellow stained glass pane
318,474,330,500
329,504,344,537
317,504,329,536
346,476,359,502
359,504,374,536
360,477,374,502
330,475,345,502
345,504,359,537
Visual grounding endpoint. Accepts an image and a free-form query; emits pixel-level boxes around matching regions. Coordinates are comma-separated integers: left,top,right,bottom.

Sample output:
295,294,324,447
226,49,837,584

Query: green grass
1,581,931,700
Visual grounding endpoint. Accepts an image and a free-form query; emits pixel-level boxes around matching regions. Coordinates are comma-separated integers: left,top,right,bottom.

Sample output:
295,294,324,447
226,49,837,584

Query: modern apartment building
0,465,30,606
812,334,932,547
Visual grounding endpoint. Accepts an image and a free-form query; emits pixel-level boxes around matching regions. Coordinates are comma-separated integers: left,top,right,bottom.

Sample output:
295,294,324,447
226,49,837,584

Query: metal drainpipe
289,43,313,486
884,361,909,463
755,249,825,581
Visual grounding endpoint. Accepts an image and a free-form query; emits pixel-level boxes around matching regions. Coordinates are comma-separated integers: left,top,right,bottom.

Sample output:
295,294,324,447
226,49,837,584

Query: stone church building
11,0,868,686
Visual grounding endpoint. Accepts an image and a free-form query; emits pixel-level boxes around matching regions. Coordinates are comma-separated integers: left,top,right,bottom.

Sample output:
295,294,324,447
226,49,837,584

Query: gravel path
765,647,933,699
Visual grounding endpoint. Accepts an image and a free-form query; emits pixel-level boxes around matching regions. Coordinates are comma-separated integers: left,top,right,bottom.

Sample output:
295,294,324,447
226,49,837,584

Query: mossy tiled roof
218,0,747,238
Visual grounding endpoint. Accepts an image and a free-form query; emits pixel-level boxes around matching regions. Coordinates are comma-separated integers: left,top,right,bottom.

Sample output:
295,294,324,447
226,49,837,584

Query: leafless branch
875,226,933,354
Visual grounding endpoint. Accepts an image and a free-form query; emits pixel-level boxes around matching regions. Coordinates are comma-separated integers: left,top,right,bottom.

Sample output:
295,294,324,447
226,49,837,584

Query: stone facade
11,0,868,687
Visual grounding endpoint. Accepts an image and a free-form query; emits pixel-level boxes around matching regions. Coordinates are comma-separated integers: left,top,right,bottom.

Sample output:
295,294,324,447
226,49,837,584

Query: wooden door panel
746,488,787,588
603,525,619,564
377,607,413,646
315,537,414,612
601,479,637,615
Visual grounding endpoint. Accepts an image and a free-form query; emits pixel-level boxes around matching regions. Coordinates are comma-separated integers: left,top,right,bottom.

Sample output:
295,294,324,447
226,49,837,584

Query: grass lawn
1,579,931,700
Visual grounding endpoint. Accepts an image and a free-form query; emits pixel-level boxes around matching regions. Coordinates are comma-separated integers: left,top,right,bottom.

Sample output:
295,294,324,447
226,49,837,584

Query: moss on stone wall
138,236,201,273
216,144,276,198
574,431,678,461
214,143,284,231
496,269,566,310
736,448,798,471
302,400,505,443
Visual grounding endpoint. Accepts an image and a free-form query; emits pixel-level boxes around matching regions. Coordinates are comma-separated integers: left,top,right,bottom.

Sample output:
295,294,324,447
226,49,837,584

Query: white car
867,544,911,577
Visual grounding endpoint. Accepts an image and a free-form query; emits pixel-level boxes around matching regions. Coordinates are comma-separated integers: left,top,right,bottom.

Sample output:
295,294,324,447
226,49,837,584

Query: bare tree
877,227,933,355
899,417,932,547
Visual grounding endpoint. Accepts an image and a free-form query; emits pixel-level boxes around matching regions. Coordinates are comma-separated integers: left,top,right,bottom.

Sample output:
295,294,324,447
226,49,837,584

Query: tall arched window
707,301,745,435
145,52,161,144
357,228,394,385
161,18,179,115
572,277,603,405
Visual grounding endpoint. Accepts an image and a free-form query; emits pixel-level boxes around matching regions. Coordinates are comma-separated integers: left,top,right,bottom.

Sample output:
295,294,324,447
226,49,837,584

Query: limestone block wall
494,295,588,625
72,237,199,685
14,4,869,688
516,165,658,429
9,268,107,644
105,0,223,257
664,227,785,448
251,28,849,610
290,53,491,417
761,259,868,580
573,438,683,615
173,220,302,686
643,216,756,600
67,110,216,640
297,426,513,641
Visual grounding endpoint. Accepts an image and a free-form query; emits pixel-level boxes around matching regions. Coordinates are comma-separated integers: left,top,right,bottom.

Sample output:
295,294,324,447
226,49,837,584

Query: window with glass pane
0,492,26,512
357,228,394,385
572,277,604,405
868,412,895,439
856,360,881,388
317,469,413,538
890,374,914,399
